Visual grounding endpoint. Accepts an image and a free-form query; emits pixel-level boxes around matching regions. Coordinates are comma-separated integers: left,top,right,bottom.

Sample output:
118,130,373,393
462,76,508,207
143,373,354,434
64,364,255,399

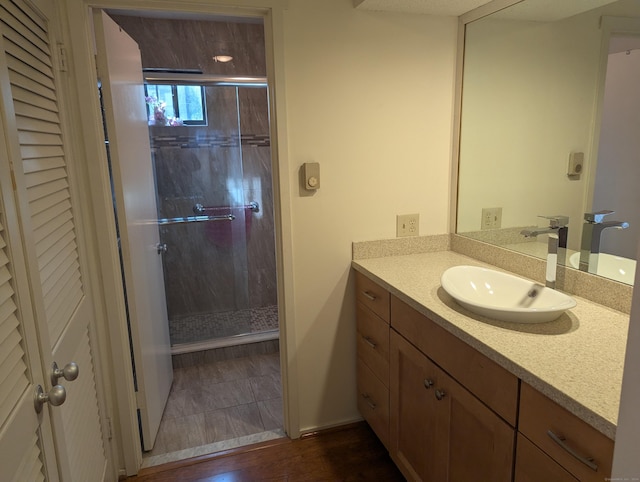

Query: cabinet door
391,329,515,482
435,361,515,482
390,330,442,482
515,433,578,482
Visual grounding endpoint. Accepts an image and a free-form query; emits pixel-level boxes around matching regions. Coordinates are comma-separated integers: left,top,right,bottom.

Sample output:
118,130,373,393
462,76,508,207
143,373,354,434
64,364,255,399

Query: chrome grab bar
193,201,260,214
157,214,235,226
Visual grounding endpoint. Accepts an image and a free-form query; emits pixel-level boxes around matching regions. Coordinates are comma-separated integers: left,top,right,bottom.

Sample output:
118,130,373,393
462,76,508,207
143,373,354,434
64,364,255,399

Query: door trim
61,0,297,475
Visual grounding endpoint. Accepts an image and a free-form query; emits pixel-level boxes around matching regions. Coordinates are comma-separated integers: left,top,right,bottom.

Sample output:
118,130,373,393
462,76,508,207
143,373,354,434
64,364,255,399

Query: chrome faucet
520,215,569,289
579,210,629,272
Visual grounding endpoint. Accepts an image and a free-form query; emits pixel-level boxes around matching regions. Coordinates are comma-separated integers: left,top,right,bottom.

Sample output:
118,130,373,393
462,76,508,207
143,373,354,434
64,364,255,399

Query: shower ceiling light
213,55,233,63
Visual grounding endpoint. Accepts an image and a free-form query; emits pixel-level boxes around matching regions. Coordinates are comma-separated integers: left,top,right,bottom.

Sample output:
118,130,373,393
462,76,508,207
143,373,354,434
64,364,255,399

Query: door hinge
56,43,68,72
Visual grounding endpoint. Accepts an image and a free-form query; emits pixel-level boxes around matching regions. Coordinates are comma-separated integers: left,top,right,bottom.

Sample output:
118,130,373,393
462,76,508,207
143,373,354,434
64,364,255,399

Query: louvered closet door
0,176,55,480
0,0,108,480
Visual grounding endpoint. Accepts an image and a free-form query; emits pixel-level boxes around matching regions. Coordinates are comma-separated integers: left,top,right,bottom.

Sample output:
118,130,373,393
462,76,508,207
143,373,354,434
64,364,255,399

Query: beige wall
282,0,456,431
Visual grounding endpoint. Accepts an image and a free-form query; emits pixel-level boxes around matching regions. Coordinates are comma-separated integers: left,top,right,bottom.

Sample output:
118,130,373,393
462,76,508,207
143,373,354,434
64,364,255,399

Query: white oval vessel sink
568,252,636,285
441,265,576,323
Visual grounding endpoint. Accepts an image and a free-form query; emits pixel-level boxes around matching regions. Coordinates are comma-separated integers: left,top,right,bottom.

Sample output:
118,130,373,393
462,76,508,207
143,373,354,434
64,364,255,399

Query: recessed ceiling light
213,55,233,63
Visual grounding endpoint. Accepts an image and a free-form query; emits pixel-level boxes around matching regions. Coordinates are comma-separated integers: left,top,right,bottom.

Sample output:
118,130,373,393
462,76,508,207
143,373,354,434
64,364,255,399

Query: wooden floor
127,422,405,481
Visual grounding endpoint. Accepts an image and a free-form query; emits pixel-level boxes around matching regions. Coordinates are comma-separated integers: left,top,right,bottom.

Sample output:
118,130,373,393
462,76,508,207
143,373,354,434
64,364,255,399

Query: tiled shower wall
111,15,277,329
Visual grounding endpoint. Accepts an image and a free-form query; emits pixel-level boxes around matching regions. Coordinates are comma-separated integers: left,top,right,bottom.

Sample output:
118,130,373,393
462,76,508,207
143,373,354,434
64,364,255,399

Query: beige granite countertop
352,250,629,440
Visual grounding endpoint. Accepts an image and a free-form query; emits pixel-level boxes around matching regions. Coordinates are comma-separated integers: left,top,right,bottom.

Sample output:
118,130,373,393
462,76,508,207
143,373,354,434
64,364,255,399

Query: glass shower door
151,84,252,346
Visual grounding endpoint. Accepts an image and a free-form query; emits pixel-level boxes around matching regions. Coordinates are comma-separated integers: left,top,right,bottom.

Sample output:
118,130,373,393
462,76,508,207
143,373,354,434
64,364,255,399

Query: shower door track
143,72,267,88
170,329,279,355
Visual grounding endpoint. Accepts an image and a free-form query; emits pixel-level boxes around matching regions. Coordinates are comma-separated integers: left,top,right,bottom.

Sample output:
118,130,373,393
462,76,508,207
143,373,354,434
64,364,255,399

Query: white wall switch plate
397,214,419,237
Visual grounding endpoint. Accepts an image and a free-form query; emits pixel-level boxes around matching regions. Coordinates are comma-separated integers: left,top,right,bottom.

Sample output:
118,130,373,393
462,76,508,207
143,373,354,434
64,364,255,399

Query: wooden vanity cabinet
354,273,613,482
355,272,390,448
516,383,614,482
390,329,515,482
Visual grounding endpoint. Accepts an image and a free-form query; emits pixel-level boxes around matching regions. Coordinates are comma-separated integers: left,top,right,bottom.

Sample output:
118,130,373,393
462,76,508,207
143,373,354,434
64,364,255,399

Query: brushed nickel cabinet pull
424,379,434,389
362,335,377,349
547,430,598,471
435,389,446,401
361,393,377,410
362,291,377,301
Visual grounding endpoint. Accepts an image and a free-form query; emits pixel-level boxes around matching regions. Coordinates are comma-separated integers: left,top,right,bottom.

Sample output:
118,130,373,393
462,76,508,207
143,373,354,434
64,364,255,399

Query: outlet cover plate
481,207,502,230
397,214,419,237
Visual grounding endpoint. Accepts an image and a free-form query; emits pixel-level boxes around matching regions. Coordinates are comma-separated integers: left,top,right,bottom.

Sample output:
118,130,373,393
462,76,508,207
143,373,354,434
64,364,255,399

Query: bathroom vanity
353,250,625,482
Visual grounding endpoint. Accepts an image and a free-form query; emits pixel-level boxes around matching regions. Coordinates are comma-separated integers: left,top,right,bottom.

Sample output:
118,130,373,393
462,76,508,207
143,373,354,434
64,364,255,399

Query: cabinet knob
424,379,434,389
435,389,446,401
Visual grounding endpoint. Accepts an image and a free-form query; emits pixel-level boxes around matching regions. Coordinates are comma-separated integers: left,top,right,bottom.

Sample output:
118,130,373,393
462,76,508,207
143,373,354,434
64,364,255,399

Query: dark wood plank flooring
127,422,405,481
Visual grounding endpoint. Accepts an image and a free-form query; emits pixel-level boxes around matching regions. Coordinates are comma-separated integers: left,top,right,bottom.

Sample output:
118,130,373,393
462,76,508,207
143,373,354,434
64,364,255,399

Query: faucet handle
538,215,569,228
584,210,614,223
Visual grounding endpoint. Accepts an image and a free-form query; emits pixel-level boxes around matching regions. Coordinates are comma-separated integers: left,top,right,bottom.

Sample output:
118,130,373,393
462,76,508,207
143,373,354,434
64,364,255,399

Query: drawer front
390,295,518,426
357,358,390,449
519,383,614,482
357,302,389,386
355,271,390,323
515,433,578,482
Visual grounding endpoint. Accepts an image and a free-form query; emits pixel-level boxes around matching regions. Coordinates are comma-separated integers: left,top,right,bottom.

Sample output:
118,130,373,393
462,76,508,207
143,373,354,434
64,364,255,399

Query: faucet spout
520,215,568,289
579,211,630,272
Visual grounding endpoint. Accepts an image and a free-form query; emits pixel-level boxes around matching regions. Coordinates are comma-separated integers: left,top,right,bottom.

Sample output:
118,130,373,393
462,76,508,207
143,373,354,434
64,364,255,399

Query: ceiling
354,0,621,20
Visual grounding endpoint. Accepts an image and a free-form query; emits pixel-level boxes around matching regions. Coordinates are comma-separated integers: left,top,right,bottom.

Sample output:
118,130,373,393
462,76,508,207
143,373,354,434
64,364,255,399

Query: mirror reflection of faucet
520,215,569,289
579,210,629,273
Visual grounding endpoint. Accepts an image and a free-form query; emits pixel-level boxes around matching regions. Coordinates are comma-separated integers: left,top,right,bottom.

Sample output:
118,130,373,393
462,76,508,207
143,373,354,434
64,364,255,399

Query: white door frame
60,0,298,475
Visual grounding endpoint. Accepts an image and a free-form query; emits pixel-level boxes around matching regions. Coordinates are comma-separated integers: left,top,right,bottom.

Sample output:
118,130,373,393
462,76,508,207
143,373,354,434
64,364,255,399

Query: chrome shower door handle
156,243,167,255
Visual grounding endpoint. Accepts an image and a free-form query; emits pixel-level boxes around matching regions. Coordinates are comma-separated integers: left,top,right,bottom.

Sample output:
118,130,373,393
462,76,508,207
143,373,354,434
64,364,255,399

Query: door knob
51,361,79,386
34,384,66,413
156,243,168,254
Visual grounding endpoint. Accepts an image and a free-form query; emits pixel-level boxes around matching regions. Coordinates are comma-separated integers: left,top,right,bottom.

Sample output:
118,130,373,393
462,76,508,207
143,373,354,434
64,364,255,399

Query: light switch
303,162,320,190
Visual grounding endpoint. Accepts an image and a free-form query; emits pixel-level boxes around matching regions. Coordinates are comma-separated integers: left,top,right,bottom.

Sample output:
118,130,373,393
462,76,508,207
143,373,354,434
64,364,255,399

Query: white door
93,11,173,451
0,122,56,482
0,0,108,480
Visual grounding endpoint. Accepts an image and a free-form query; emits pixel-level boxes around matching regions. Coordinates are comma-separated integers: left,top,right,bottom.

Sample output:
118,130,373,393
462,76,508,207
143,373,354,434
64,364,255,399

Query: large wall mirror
457,0,640,285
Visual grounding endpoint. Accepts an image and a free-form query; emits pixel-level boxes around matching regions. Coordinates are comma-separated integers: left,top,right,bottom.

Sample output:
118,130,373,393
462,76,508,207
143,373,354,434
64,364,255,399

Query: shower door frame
147,73,278,352
62,0,298,476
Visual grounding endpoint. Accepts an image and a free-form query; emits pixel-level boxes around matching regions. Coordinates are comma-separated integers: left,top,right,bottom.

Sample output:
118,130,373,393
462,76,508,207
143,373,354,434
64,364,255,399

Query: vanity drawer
357,302,389,386
357,358,390,449
519,383,613,482
390,295,518,426
355,271,390,323
515,433,578,482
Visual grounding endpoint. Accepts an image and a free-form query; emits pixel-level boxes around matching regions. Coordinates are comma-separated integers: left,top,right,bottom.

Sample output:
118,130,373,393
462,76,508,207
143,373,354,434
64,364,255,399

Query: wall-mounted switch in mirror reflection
568,152,584,177
303,162,320,190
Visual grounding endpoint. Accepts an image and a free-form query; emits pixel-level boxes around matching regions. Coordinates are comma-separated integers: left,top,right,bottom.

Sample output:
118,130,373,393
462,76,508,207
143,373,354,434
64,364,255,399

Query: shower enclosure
146,73,278,352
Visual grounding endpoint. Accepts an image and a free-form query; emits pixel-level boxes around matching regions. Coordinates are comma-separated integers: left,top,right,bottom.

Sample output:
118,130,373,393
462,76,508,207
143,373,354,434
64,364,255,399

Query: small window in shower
144,84,207,127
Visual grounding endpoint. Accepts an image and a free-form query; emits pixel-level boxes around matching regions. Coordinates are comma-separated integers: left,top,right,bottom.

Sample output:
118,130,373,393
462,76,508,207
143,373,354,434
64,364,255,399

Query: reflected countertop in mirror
456,0,640,285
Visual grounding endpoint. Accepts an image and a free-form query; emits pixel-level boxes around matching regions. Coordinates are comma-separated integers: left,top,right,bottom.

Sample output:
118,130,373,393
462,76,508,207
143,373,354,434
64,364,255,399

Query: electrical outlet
397,214,419,237
481,207,502,230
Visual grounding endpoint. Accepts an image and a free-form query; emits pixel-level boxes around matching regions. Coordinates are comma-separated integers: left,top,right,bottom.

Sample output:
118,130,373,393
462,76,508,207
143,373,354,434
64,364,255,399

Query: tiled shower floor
169,305,279,345
142,351,284,467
